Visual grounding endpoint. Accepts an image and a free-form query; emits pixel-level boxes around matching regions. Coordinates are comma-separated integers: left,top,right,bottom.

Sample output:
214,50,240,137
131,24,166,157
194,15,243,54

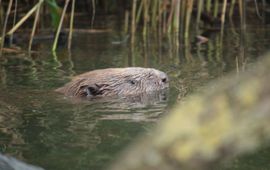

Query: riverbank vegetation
0,0,268,54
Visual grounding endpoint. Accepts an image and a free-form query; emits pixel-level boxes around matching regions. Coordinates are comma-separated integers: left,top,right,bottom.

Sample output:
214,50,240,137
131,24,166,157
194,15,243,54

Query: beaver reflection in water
56,67,169,98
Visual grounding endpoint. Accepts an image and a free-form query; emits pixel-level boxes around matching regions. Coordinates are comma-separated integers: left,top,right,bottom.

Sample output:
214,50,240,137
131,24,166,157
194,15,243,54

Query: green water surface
0,23,270,170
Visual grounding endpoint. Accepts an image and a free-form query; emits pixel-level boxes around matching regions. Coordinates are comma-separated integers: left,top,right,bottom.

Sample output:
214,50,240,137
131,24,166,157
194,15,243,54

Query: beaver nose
152,68,169,84
161,77,168,83
160,72,169,84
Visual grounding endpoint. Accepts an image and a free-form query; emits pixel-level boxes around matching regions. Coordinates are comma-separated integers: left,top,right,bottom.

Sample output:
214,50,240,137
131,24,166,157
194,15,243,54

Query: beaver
55,67,169,98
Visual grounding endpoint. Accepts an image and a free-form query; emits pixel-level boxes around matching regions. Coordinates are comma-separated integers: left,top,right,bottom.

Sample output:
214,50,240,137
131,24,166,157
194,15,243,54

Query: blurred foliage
109,54,270,170
45,0,61,29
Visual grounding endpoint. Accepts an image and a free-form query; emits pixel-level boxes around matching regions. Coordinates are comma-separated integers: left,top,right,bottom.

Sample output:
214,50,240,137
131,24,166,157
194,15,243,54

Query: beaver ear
83,84,104,97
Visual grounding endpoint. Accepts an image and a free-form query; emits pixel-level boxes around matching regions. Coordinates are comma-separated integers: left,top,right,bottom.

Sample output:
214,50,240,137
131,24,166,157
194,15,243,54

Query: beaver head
56,67,169,97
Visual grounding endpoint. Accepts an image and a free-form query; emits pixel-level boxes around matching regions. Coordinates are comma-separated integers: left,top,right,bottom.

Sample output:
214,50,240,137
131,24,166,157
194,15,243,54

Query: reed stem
196,0,204,30
180,0,186,40
135,0,143,25
213,0,219,17
167,0,176,33
184,0,194,39
68,0,75,50
28,0,42,52
158,0,162,37
143,0,149,36
7,1,43,35
91,0,95,28
0,5,3,27
221,0,227,33
206,0,212,13
173,0,181,34
239,0,246,71
162,1,167,33
151,0,158,30
240,0,246,32
10,0,18,43
0,0,13,57
229,0,236,18
262,0,266,23
52,0,70,52
238,0,243,19
131,0,137,44
124,10,129,34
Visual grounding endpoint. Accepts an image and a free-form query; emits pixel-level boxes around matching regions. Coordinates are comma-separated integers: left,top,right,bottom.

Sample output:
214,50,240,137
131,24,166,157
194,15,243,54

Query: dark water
1,24,270,170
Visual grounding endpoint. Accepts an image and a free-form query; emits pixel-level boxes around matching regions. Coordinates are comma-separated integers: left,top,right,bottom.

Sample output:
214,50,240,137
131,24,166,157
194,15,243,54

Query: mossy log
108,55,270,170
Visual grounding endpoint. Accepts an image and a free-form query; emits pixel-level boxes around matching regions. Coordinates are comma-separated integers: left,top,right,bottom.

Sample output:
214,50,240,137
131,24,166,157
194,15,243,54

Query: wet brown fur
56,67,169,97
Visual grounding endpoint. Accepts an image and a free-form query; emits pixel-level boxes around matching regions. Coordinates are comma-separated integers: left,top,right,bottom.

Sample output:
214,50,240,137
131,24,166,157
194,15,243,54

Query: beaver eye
128,80,136,85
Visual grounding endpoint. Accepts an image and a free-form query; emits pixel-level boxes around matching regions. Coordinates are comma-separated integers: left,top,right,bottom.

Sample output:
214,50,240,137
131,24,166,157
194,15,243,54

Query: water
1,24,270,170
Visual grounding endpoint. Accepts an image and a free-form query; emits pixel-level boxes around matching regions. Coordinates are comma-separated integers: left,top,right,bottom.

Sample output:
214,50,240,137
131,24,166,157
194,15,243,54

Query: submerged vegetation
0,0,267,54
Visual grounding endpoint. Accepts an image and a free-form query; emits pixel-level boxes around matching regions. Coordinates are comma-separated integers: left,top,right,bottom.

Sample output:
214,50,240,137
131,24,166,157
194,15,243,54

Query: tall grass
28,0,42,52
0,0,13,57
0,0,262,54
